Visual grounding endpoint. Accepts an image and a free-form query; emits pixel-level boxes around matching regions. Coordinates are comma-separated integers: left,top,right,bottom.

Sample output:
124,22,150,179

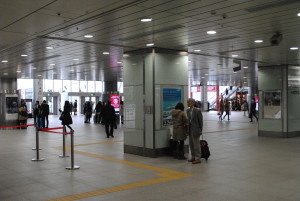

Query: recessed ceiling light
46,46,53,50
201,77,205,78
73,58,79,61
84,35,93,38
21,54,28,57
50,64,55,66
37,75,42,76
244,82,247,83
243,77,247,78
2,60,8,63
69,70,74,72
141,18,152,22
3,73,8,75
146,43,154,46
290,47,299,50
132,63,136,66
232,55,238,57
103,52,110,55
16,71,21,73
205,74,208,75
233,72,237,73
207,30,216,35
297,13,300,16
243,66,248,68
194,49,201,52
32,67,36,69
254,40,263,43
117,61,122,64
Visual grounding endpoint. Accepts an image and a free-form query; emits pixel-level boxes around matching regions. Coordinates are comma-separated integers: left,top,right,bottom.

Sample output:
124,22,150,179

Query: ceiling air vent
245,0,299,12
120,25,185,41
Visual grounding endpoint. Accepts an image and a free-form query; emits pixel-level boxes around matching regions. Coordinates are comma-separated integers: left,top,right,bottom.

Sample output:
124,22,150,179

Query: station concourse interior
1,0,300,200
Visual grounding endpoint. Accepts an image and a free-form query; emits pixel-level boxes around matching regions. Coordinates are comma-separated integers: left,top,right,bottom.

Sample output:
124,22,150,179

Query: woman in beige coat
171,102,188,160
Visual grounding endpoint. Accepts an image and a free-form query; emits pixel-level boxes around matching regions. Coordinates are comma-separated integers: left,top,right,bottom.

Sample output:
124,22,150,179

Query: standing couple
171,98,203,164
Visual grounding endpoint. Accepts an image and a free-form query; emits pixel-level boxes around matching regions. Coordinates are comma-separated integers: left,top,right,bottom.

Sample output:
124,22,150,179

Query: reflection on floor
1,111,300,201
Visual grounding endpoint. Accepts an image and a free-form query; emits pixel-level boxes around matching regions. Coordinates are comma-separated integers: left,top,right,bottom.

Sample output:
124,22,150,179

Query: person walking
84,101,93,123
94,101,103,124
60,101,74,132
249,98,258,122
73,100,78,115
171,102,188,160
219,99,224,120
41,100,50,128
222,99,230,121
102,101,116,138
186,98,203,164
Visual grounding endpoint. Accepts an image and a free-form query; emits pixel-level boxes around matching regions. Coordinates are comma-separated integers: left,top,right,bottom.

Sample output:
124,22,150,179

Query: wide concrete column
201,86,208,111
123,48,188,157
102,81,118,102
257,65,298,137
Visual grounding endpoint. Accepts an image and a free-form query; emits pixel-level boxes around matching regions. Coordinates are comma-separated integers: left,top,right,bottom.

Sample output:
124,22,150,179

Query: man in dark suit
41,100,50,128
102,101,116,138
186,98,203,164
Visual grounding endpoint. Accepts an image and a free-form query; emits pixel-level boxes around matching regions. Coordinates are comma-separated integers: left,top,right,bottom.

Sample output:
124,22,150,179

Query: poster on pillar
162,88,182,126
110,95,120,112
263,90,281,119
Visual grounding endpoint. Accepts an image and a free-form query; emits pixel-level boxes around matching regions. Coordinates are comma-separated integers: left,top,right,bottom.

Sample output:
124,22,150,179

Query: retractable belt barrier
36,126,80,170
0,124,35,129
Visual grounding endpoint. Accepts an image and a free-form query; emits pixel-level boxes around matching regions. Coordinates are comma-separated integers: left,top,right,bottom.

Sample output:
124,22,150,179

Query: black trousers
42,115,49,128
105,123,114,137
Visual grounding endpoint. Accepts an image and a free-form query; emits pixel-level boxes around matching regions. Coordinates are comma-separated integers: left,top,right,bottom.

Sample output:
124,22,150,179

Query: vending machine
0,90,19,127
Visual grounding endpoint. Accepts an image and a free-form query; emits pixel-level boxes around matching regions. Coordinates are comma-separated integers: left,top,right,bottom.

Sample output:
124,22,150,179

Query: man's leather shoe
188,159,195,162
192,159,201,164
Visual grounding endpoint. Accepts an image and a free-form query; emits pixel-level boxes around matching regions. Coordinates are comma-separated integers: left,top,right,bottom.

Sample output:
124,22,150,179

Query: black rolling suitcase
200,135,210,161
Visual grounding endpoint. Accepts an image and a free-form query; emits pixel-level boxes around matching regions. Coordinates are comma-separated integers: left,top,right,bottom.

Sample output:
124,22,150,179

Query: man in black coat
41,100,50,128
102,101,116,138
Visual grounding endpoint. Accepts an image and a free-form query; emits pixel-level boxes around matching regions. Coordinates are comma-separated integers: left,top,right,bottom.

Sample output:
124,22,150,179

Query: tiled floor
1,111,300,201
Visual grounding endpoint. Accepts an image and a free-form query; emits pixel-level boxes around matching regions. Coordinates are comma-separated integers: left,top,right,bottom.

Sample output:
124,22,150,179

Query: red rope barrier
39,130,72,135
39,127,64,131
0,124,35,129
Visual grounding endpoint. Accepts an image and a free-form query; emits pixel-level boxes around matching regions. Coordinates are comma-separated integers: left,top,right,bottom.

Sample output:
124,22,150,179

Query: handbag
59,112,64,120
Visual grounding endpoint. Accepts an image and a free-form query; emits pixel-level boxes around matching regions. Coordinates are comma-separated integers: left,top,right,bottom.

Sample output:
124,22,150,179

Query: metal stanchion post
66,130,80,170
32,126,44,161
59,126,69,157
32,123,41,150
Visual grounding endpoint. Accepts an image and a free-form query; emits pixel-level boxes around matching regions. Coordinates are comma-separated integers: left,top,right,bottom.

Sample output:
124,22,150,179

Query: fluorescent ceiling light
298,13,300,16
21,54,28,57
146,43,154,46
50,64,55,66
244,82,247,83
103,52,110,55
117,61,122,64
254,40,263,43
3,73,8,75
243,66,248,68
141,18,152,22
201,77,205,78
37,75,42,76
73,58,79,61
205,74,208,75
1,60,8,63
290,47,299,50
194,49,201,52
84,35,93,38
16,71,21,73
207,30,216,35
232,55,238,57
233,72,237,73
243,77,247,78
46,46,53,49
69,70,74,72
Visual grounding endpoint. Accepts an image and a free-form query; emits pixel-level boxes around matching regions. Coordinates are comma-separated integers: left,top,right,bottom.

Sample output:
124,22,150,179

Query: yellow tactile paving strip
48,127,254,200
48,146,191,201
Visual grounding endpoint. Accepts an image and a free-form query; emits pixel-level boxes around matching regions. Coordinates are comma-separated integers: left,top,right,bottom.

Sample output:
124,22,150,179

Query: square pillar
123,48,188,157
